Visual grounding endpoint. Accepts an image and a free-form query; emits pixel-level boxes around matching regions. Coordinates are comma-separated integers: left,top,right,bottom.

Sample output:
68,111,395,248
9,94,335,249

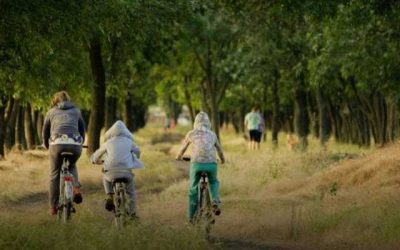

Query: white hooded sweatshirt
91,120,144,171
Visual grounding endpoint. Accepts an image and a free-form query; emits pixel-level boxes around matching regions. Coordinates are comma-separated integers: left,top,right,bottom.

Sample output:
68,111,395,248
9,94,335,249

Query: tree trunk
183,75,195,123
32,109,42,144
0,96,15,158
294,84,309,151
329,102,343,143
37,113,44,144
205,41,220,139
24,103,36,150
316,86,331,148
133,105,147,131
386,101,398,142
0,97,6,159
87,37,106,155
123,95,134,132
271,78,280,145
209,91,219,139
123,94,146,132
15,105,26,151
5,100,19,149
104,96,118,130
196,38,220,140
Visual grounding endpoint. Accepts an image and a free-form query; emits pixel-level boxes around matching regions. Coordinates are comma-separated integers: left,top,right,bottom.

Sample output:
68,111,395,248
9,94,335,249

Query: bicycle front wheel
63,202,72,223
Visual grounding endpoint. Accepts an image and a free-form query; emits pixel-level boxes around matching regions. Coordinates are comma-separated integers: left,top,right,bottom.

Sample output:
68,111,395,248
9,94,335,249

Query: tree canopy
1,0,400,157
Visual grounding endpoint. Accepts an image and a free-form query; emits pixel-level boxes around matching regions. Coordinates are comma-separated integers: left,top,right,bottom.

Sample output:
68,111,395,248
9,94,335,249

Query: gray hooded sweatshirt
42,101,85,149
91,120,143,171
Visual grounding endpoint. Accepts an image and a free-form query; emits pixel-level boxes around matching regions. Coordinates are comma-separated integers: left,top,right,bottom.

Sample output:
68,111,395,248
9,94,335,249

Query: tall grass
2,125,400,249
0,215,210,250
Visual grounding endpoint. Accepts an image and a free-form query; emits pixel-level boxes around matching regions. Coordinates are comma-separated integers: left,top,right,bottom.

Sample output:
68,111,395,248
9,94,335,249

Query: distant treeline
1,0,399,158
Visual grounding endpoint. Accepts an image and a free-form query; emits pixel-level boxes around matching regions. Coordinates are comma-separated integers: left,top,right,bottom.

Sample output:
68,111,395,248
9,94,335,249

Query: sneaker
48,207,57,216
188,218,195,225
129,213,140,221
73,187,83,204
212,200,221,216
105,196,115,212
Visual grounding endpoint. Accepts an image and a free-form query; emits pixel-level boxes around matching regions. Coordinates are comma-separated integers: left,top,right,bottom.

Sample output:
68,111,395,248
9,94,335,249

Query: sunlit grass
0,215,210,250
1,124,400,249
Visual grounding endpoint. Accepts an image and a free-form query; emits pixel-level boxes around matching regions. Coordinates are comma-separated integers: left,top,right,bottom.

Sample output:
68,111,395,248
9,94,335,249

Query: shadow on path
2,191,47,207
212,237,291,250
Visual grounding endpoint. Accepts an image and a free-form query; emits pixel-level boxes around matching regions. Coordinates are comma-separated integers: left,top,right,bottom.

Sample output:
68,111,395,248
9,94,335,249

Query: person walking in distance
258,108,266,142
244,106,262,150
42,91,85,215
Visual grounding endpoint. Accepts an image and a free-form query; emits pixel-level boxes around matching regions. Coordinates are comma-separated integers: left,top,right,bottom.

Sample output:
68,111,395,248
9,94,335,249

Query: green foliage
1,0,400,146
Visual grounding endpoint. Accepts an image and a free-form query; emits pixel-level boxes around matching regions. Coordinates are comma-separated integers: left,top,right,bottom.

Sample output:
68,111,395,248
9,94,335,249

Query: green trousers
188,162,219,219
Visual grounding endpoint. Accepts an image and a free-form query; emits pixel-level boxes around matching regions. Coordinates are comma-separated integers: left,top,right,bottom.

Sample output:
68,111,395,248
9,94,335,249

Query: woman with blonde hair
42,91,86,215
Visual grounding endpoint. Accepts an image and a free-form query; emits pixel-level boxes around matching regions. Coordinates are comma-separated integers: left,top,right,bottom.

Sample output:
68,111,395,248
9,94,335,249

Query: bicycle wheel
203,188,214,237
63,202,72,223
57,179,65,221
58,181,73,223
194,186,214,238
114,184,126,229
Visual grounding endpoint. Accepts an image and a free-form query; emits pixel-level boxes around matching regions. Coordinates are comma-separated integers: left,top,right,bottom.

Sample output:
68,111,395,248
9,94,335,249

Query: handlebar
92,159,104,165
177,156,224,164
182,156,191,162
176,156,191,162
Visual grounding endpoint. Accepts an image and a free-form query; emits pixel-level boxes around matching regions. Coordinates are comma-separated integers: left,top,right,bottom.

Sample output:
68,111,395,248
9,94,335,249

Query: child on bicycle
176,111,225,222
91,120,143,219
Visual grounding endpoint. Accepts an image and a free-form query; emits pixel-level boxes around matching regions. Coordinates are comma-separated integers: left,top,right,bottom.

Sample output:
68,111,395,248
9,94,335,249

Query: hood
104,120,133,141
57,101,75,110
193,112,211,130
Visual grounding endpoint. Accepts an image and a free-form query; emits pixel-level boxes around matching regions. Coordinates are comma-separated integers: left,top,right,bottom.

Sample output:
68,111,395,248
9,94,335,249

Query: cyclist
176,111,225,222
42,91,85,216
90,120,143,219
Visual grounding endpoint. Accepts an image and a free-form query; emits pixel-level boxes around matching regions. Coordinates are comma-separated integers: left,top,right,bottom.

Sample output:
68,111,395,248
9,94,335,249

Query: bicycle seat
61,152,74,156
112,178,129,184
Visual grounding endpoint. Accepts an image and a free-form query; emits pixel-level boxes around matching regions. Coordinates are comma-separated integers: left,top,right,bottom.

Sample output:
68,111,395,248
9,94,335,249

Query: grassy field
1,124,400,249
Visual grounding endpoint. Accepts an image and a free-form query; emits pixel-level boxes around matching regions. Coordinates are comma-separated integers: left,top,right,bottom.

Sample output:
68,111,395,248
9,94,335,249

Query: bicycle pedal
71,207,76,213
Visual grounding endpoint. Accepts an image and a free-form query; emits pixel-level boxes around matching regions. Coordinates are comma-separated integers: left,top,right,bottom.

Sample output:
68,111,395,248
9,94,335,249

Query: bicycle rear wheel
114,184,127,229
194,186,214,238
58,181,73,223
57,179,65,221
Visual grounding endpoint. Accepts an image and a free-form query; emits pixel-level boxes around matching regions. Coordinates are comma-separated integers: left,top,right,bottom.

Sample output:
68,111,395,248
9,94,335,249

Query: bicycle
57,152,76,223
95,160,133,229
57,145,86,223
180,157,219,238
